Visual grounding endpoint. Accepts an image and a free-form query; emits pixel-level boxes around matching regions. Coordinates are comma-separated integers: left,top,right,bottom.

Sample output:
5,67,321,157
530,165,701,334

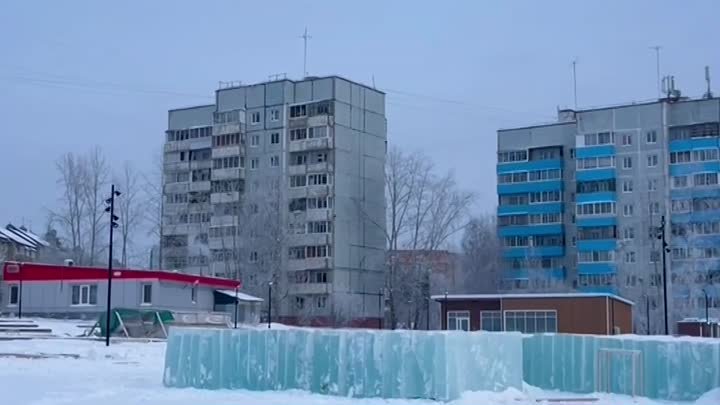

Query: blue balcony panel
669,162,720,176
577,262,617,275
671,210,720,223
576,168,615,182
578,285,618,294
576,216,617,227
669,138,720,152
496,159,562,174
502,246,564,258
576,145,616,158
670,188,720,200
502,269,529,280
499,224,563,237
497,180,563,195
497,202,563,216
669,234,720,248
576,239,617,252
576,192,616,204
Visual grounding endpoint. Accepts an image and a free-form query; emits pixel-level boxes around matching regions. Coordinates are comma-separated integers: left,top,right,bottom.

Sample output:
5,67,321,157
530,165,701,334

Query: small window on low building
447,310,470,331
9,285,19,306
141,284,153,305
480,311,502,331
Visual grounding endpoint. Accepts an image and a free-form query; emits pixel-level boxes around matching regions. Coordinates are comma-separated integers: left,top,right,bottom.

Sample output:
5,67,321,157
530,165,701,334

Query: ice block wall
523,334,720,402
163,327,524,400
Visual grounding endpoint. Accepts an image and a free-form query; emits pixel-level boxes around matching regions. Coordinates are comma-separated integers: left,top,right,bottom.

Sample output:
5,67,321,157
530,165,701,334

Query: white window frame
250,158,259,170
622,180,633,193
270,109,280,122
250,112,261,125
270,132,280,144
622,156,633,169
141,283,153,305
646,130,658,144
71,284,97,306
250,134,260,147
270,155,280,167
8,285,19,306
503,310,558,333
623,204,634,217
447,310,470,331
647,154,659,167
480,310,503,331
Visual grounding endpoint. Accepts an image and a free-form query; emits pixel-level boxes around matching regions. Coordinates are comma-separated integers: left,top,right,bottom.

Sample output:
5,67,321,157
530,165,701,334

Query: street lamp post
703,288,710,337
104,184,121,347
268,281,274,329
234,286,239,329
443,290,448,330
657,216,670,335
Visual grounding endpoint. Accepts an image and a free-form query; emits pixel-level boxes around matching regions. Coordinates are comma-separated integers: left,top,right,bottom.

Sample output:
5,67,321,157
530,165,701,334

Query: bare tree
460,214,501,293
142,145,164,261
82,147,110,265
114,161,144,267
51,152,87,263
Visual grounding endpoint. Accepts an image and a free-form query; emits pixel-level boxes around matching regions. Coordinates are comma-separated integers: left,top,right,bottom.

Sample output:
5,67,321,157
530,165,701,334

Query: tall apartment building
496,94,720,333
161,76,387,326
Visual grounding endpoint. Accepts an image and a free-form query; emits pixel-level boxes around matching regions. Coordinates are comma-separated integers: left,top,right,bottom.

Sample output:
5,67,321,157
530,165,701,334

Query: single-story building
432,293,633,335
677,318,720,338
1,261,262,323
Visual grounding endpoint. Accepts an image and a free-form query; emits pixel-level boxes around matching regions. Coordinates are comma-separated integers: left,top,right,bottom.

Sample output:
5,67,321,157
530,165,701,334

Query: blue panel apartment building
496,97,720,333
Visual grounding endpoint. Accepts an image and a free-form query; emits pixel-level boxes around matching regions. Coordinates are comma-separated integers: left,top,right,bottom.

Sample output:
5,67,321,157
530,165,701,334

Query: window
290,128,307,141
250,135,260,146
141,284,152,305
622,157,632,169
671,199,690,213
623,204,634,216
624,251,636,263
504,310,557,333
480,311,503,331
250,158,259,170
270,155,280,167
575,202,615,216
646,130,658,143
270,132,280,144
528,191,561,203
290,175,307,187
8,285,19,306
316,296,327,308
308,126,328,139
648,179,657,191
622,133,633,146
249,251,258,263
693,149,719,162
672,176,689,189
290,104,307,118
71,285,98,306
251,112,261,124
583,132,614,146
623,227,635,240
622,180,633,193
670,151,691,164
647,154,659,167
695,172,719,187
528,169,561,181
576,156,616,170
270,109,280,121
649,202,660,215
497,150,528,163
447,310,470,331
498,172,528,184
650,251,661,263
308,173,330,185
295,296,305,309
578,251,615,262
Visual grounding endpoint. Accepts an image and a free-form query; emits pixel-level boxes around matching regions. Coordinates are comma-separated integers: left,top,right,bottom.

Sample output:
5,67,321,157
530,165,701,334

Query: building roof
0,228,36,249
5,224,49,248
2,262,241,289
430,292,634,306
678,317,720,324
215,289,264,302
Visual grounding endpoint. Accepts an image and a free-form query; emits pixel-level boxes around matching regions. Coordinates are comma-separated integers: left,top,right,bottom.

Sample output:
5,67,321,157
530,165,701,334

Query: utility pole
657,216,670,335
651,46,662,98
104,184,121,346
572,58,578,109
267,281,273,329
300,27,312,78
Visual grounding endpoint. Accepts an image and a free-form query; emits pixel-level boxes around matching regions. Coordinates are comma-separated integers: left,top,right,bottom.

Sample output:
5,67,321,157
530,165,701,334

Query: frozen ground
0,323,718,405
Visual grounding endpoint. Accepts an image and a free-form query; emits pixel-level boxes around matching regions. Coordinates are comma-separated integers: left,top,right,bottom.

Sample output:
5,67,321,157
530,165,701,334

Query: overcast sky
1,1,719,238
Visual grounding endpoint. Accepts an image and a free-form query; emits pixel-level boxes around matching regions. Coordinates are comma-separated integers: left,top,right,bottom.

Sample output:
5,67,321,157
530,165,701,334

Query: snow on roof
215,289,264,302
431,292,635,306
7,225,49,247
679,317,720,324
0,228,36,249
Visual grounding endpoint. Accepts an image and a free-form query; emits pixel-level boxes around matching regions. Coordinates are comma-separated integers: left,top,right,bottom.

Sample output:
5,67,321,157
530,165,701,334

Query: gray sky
1,0,719,236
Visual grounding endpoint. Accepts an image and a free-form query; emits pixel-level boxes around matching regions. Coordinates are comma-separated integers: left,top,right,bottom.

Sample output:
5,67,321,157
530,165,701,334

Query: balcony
211,192,241,204
212,145,243,158
288,257,331,271
164,161,188,171
308,184,331,197
288,187,309,199
306,209,333,222
289,282,331,295
212,168,245,180
289,162,332,176
288,233,331,246
213,123,242,135
211,215,237,227
289,137,333,152
189,181,211,192
164,182,189,194
209,236,239,250
190,160,212,170
307,115,330,127
502,246,564,258
288,165,306,176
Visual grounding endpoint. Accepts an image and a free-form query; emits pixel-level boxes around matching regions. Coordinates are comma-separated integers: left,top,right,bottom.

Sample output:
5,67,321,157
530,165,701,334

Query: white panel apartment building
161,76,387,326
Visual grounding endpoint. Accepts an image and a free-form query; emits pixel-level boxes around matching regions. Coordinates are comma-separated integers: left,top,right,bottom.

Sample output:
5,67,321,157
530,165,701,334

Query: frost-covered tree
114,161,144,267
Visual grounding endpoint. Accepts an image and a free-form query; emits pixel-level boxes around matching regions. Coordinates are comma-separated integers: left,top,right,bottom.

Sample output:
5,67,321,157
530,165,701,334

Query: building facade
433,293,633,335
0,261,245,319
162,76,387,325
497,96,720,333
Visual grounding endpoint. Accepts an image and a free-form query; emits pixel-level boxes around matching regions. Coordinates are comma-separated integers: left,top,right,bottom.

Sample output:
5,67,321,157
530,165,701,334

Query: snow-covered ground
0,321,718,405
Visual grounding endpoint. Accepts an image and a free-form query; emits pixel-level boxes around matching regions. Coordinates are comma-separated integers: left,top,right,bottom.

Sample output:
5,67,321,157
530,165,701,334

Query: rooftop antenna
704,66,713,99
572,58,578,109
372,75,376,89
650,46,662,98
300,27,312,78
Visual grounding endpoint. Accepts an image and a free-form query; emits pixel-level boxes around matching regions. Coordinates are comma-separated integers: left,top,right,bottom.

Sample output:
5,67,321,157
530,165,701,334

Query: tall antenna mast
650,46,662,98
300,27,312,78
572,58,578,109
704,66,713,99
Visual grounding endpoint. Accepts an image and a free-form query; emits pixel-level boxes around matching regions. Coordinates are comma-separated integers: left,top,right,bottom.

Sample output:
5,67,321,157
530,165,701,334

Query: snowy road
0,337,715,405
